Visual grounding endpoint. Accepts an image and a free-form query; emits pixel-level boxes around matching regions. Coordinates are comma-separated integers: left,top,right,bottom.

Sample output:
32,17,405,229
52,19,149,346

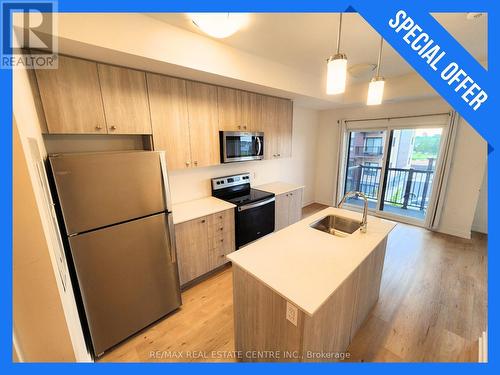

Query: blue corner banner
352,0,492,144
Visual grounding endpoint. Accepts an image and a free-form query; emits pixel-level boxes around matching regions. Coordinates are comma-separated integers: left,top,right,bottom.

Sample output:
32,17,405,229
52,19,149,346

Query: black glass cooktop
225,188,274,206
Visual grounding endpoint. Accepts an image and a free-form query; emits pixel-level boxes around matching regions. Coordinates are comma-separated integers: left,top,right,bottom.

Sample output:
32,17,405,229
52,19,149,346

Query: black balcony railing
345,165,434,211
353,145,384,155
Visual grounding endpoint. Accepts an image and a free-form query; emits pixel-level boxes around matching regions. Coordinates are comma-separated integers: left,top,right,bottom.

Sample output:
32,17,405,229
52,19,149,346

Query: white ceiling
147,12,487,82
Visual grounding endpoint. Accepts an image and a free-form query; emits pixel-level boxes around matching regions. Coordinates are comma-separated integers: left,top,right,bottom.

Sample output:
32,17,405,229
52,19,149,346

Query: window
364,137,383,154
340,118,448,226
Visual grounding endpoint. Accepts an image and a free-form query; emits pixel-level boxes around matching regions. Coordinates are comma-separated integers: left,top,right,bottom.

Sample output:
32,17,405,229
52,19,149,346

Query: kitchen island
226,207,396,362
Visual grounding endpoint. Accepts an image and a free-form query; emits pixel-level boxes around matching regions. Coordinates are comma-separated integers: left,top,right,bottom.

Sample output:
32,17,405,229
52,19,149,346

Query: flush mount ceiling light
466,12,484,20
188,13,249,38
326,13,348,95
367,36,385,106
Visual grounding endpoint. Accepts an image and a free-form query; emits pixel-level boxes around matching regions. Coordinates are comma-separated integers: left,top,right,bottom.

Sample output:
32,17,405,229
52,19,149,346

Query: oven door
235,197,275,248
221,131,264,163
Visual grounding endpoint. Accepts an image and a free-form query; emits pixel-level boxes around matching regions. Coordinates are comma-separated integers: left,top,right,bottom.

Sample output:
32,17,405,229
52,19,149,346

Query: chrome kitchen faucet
338,191,368,233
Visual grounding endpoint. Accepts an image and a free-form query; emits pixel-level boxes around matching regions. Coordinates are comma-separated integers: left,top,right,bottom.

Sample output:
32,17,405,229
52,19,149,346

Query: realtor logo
1,0,58,68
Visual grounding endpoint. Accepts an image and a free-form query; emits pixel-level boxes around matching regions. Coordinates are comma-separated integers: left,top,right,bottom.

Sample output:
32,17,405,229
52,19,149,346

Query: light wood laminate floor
101,203,487,363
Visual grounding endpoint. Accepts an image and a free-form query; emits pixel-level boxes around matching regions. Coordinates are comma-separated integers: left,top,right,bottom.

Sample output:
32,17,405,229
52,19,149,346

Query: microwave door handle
256,136,262,156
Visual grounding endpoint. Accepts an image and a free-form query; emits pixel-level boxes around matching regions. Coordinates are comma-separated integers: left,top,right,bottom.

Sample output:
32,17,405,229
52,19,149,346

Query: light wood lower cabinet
275,188,303,231
175,209,235,286
232,237,388,362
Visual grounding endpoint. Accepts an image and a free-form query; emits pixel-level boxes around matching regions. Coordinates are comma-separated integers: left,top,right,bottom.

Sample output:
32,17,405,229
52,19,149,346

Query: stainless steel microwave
220,131,264,163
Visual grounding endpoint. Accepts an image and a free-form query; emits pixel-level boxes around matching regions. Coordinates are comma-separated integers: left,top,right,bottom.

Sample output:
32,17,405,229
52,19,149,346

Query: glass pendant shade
367,77,385,105
326,53,347,95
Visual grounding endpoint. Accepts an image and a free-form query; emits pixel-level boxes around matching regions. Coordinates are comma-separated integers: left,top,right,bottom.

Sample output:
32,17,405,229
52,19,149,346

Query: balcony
353,146,384,156
344,165,435,221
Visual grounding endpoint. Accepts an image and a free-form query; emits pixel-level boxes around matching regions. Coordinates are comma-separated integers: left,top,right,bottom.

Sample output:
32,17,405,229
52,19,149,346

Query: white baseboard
436,226,471,239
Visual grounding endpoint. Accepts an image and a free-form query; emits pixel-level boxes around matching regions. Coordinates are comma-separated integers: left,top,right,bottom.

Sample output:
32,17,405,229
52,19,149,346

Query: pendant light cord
376,36,383,77
336,13,343,54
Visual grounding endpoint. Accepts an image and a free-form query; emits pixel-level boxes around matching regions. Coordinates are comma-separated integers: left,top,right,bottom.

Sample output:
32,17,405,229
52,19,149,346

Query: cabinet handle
201,219,206,223
95,125,102,130
185,161,190,166
219,215,223,219
110,125,116,130
220,239,224,242
237,125,241,129
277,153,281,157
243,125,247,130
219,227,223,231
194,161,198,166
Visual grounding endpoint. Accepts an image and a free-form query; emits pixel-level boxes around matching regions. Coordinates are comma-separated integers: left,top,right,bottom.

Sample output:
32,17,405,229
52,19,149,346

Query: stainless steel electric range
211,173,275,248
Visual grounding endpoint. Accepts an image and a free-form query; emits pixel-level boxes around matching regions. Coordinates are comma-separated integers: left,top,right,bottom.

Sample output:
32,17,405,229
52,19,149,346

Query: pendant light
326,13,348,95
367,36,385,105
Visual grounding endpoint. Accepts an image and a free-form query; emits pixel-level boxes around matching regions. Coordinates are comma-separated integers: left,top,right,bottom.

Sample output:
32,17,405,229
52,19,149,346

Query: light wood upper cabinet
241,91,262,132
186,81,220,168
218,87,262,132
35,55,107,134
217,87,242,131
277,98,293,158
147,73,192,170
97,64,152,135
261,96,293,159
261,95,280,159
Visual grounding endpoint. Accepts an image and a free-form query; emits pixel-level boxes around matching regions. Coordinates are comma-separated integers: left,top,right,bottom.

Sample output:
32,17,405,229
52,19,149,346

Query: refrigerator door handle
167,213,177,264
159,151,173,213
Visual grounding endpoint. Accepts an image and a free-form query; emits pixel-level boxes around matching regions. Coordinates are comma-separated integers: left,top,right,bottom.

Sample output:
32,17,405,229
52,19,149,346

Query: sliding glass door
343,130,387,210
340,119,447,225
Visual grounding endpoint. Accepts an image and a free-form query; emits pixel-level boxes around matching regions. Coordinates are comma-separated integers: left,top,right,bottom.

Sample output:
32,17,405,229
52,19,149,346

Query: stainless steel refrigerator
48,151,181,357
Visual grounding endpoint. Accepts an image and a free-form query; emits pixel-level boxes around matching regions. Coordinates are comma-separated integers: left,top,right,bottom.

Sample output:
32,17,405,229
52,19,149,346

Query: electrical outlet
286,301,298,326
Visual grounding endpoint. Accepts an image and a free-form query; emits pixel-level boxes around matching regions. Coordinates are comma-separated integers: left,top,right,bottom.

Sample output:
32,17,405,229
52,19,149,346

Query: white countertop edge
172,197,236,225
228,234,393,317
227,207,397,316
254,181,305,196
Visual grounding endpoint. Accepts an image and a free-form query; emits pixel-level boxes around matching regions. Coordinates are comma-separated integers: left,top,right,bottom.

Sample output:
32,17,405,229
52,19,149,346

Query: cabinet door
35,55,107,134
288,188,303,225
217,87,243,131
186,81,220,168
261,95,280,159
274,193,289,231
147,73,192,170
241,91,262,132
208,209,235,269
277,98,293,158
175,216,211,286
98,64,152,134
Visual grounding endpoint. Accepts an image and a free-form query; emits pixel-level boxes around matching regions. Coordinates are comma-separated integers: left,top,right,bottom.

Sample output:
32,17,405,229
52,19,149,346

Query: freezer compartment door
50,151,167,235
69,213,181,356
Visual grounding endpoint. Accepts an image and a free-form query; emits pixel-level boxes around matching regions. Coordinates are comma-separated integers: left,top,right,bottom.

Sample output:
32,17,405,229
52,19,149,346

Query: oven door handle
238,197,275,212
256,136,262,156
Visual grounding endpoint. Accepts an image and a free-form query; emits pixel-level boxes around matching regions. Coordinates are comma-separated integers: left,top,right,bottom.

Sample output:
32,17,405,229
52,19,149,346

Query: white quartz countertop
227,207,396,316
172,197,235,225
255,181,304,195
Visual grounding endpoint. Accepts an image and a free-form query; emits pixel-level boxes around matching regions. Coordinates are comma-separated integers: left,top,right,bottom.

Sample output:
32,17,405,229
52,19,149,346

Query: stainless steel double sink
310,215,361,237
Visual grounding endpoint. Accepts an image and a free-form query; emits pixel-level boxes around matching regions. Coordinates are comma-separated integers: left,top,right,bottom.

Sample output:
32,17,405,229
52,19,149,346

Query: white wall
314,98,487,239
169,106,319,205
472,162,488,234
13,65,90,361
